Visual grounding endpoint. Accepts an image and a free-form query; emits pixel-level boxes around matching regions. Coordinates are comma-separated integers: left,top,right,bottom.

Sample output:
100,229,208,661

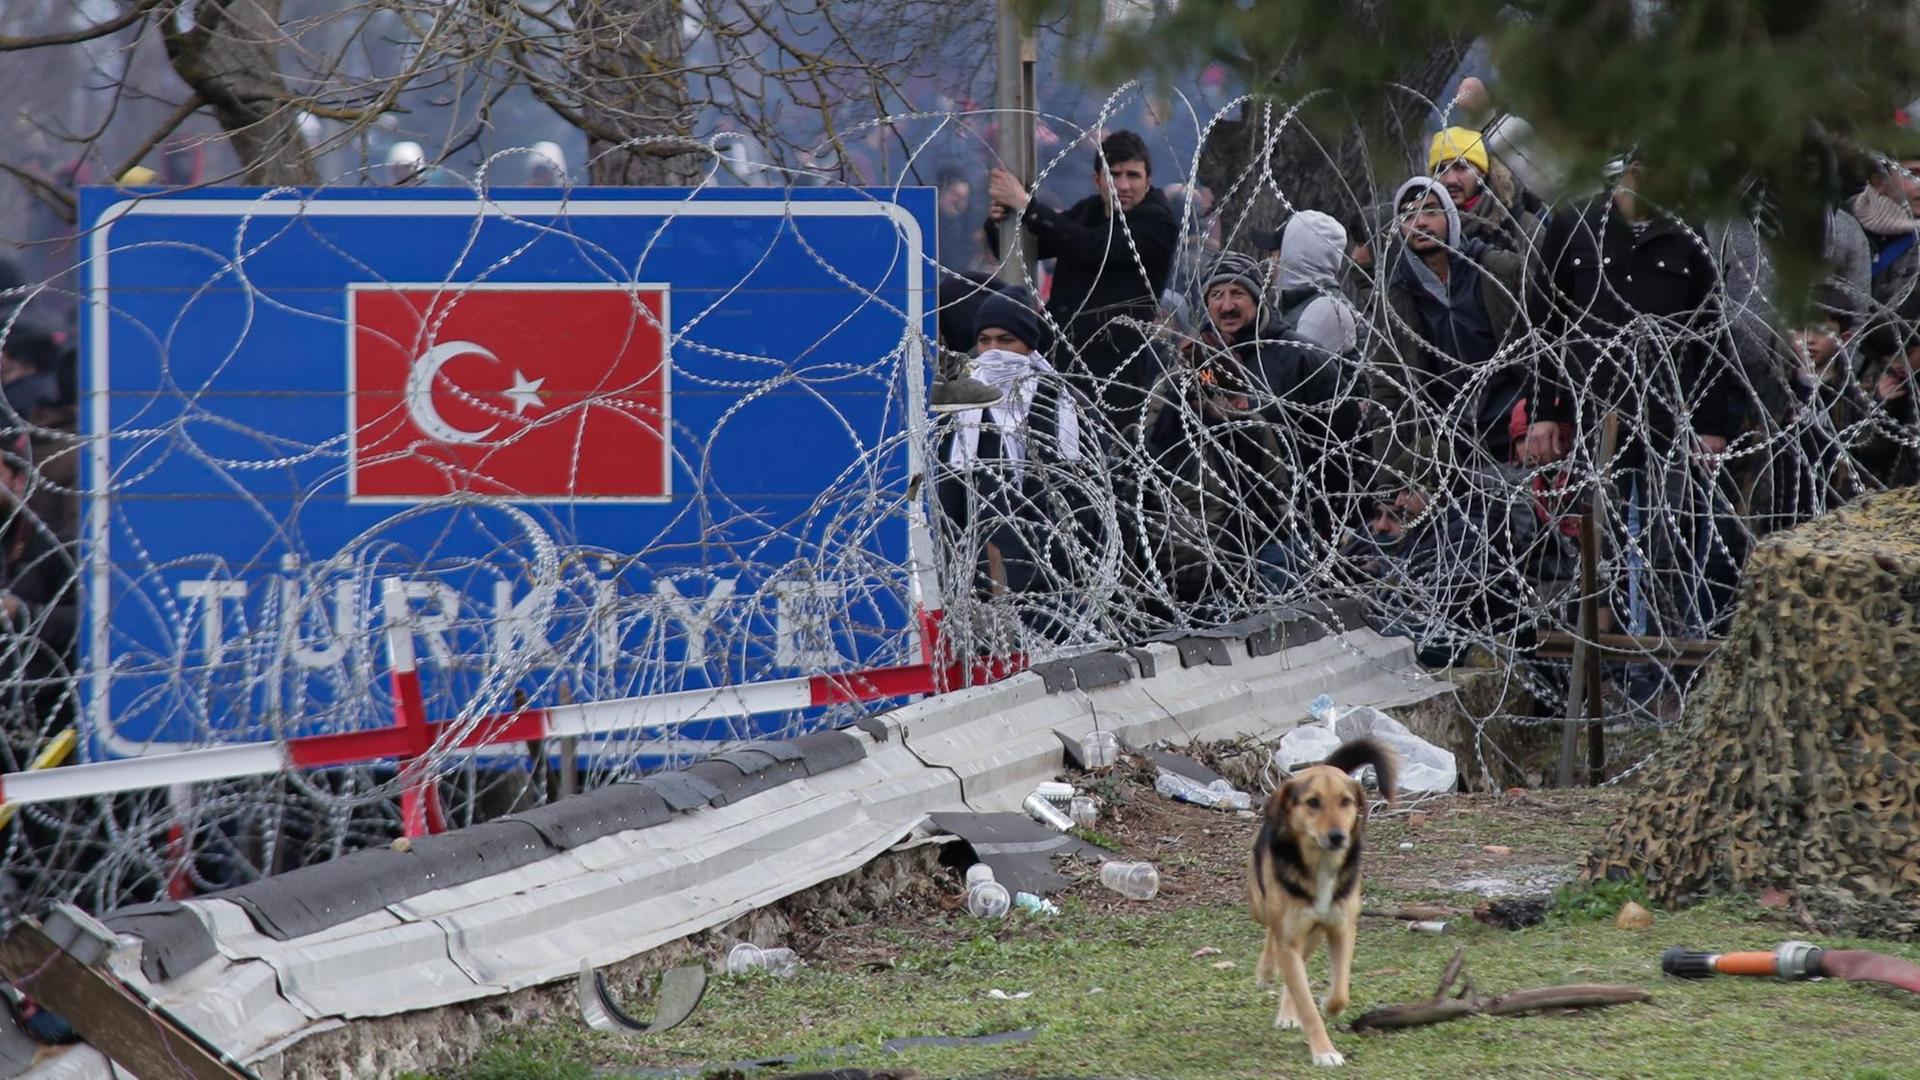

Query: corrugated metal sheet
27,625,1441,1079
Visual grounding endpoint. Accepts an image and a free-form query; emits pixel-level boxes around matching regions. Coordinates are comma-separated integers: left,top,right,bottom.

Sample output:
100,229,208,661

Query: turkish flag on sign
349,286,670,500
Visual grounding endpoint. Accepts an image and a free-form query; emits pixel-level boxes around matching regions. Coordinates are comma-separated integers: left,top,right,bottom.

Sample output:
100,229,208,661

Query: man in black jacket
1373,178,1529,494
1533,157,1746,640
1140,252,1336,602
985,130,1178,424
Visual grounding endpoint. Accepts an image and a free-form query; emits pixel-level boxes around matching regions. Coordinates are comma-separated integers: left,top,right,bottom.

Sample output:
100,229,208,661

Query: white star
503,369,546,417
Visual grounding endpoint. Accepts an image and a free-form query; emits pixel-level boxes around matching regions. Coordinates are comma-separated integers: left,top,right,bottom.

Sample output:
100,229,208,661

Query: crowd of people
4,103,1919,754
929,116,1920,685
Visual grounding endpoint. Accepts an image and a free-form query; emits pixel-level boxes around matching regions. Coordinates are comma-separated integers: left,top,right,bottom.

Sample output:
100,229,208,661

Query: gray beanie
1202,251,1266,302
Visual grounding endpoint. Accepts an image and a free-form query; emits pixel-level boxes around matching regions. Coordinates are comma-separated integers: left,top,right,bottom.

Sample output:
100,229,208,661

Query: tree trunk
571,0,701,186
1199,42,1468,251
161,0,316,185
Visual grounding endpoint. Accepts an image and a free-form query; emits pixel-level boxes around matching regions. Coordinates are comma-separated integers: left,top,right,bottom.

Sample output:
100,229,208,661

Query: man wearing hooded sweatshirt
1373,178,1528,493
986,130,1179,423
1268,210,1361,356
1371,177,1531,659
1267,209,1369,537
1140,252,1336,601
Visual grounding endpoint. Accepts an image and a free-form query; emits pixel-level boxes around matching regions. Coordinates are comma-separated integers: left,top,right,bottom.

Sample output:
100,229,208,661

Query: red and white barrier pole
165,783,194,900
382,580,441,838
0,590,1019,810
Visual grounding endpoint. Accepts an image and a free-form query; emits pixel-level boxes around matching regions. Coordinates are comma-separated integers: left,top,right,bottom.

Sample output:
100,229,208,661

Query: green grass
458,895,1920,1080
1548,877,1654,923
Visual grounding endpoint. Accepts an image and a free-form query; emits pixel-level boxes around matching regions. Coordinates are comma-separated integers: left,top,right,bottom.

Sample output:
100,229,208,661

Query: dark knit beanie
972,290,1042,352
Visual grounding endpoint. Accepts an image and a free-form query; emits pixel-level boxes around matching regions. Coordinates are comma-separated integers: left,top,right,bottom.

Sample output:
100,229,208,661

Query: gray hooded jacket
1272,210,1359,357
1372,177,1527,486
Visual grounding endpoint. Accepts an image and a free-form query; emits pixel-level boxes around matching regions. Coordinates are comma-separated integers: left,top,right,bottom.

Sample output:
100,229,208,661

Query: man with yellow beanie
1428,126,1542,252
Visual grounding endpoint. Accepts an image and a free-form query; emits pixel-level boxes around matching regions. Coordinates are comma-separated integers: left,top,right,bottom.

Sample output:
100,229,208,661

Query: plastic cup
1068,796,1099,827
726,942,765,975
965,863,996,887
1035,780,1075,806
1081,730,1120,768
1098,860,1160,900
966,880,1012,919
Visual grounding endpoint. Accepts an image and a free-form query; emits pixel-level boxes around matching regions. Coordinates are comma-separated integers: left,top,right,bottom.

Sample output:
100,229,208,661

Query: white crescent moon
405,340,500,445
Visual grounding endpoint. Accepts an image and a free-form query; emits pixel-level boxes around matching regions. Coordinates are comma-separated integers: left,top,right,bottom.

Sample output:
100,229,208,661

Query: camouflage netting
1589,487,1920,938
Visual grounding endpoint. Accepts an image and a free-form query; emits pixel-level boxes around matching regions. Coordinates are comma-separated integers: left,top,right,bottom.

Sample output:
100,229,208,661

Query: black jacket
1534,196,1743,446
986,188,1179,423
987,187,1179,327
1141,324,1338,564
1374,239,1527,482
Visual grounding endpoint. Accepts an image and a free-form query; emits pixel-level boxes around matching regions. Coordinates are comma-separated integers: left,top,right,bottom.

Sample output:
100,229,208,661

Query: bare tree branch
0,0,168,51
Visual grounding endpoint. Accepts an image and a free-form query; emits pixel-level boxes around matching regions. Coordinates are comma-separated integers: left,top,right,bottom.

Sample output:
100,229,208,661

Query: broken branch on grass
1350,948,1650,1033
1360,904,1462,922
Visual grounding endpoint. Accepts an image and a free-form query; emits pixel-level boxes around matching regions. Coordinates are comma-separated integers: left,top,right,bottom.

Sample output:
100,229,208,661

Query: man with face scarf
935,291,1100,638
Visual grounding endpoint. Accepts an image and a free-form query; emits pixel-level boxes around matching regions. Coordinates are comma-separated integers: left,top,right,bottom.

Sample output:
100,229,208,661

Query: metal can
1023,791,1075,831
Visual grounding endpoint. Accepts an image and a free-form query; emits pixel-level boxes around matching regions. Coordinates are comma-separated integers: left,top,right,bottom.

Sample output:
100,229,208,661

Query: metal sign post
995,0,1038,287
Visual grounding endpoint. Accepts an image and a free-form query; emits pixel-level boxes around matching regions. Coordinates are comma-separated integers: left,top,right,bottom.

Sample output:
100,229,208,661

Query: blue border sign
80,186,938,758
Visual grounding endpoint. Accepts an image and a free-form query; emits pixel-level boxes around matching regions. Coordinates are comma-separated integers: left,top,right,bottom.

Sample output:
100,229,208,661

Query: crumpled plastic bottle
726,942,800,977
1155,769,1251,810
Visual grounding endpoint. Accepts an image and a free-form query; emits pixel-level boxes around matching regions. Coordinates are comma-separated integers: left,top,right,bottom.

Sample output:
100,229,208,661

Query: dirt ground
781,754,1631,973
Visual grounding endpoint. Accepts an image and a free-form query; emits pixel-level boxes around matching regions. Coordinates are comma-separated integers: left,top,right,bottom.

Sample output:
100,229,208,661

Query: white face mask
972,347,1032,368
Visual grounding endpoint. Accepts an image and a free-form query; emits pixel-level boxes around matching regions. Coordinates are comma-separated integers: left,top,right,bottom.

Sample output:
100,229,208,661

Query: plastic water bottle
1205,779,1253,811
1155,770,1230,808
965,863,996,887
1098,861,1160,900
726,942,800,977
1154,770,1216,806
1068,795,1099,827
966,880,1012,919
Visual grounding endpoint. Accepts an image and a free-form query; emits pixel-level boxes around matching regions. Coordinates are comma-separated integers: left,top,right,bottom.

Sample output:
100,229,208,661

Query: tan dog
1247,737,1398,1068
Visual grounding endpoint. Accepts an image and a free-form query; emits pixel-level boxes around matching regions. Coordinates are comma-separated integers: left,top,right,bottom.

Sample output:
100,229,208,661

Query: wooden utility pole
994,0,1037,287
1559,413,1620,787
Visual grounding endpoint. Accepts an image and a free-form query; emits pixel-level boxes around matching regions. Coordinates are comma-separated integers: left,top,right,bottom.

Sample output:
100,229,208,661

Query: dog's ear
1264,778,1297,821
1348,775,1369,831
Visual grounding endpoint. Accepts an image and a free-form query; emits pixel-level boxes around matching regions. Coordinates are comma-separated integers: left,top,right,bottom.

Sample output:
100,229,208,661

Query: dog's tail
1324,737,1399,808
